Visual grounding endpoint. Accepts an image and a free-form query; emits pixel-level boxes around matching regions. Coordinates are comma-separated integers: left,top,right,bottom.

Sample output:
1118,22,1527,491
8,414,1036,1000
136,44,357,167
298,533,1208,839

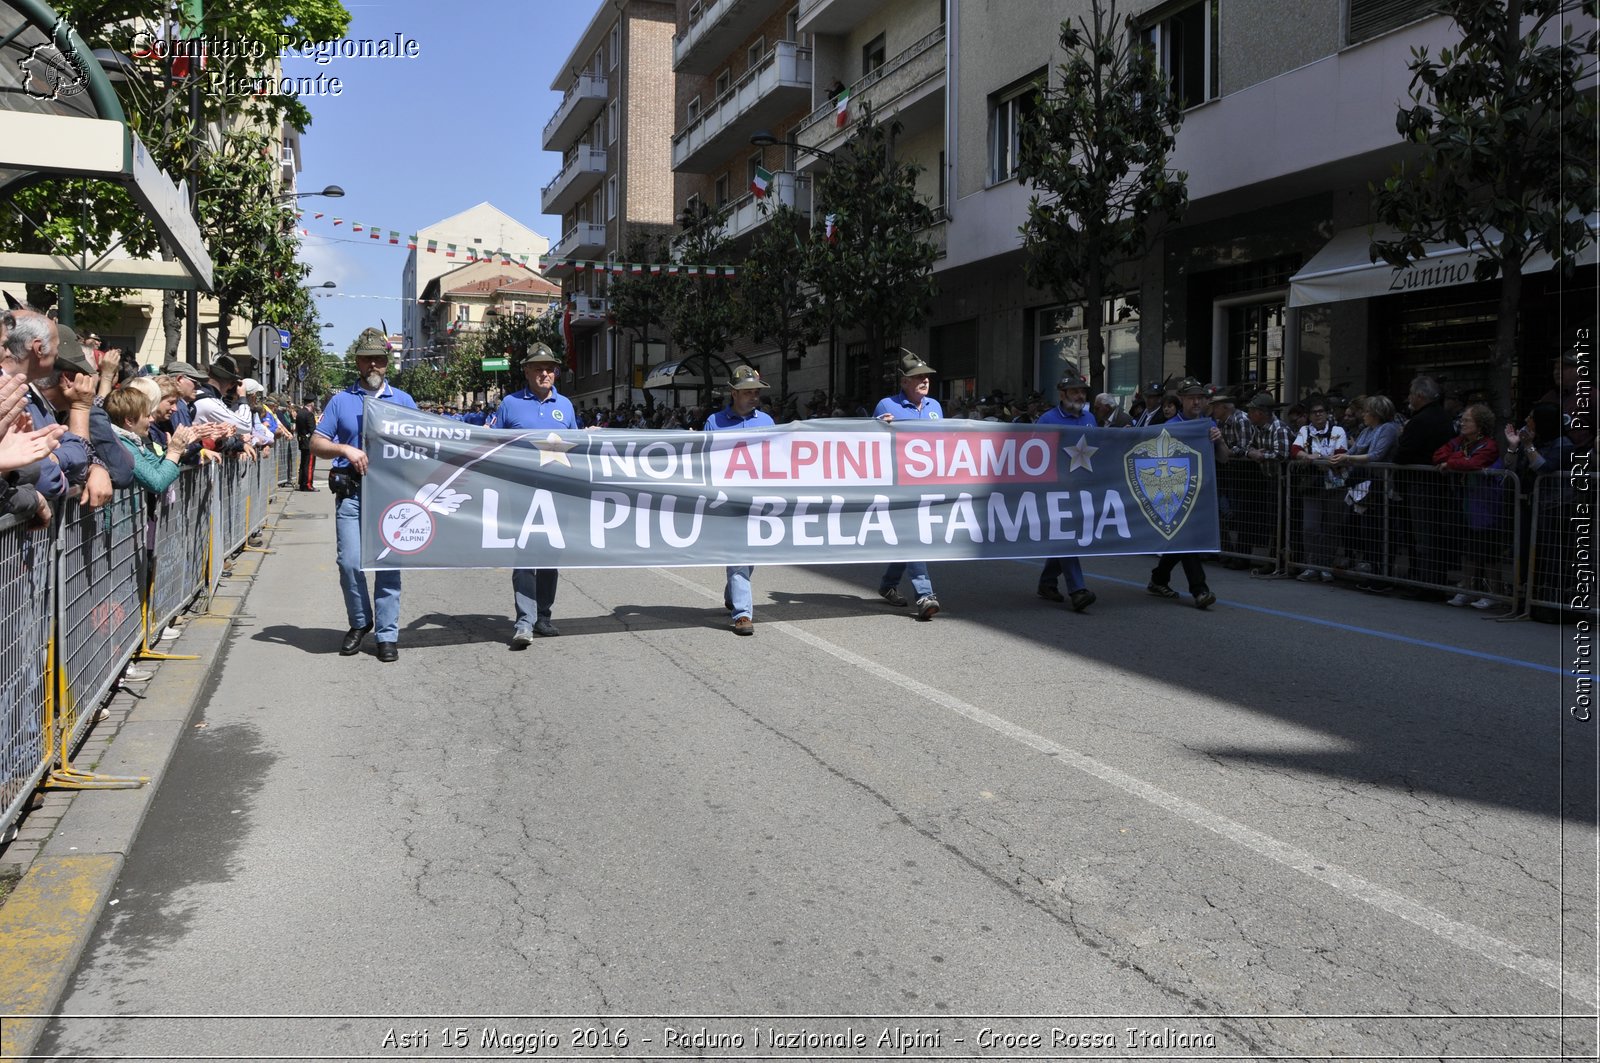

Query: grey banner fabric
360,400,1219,570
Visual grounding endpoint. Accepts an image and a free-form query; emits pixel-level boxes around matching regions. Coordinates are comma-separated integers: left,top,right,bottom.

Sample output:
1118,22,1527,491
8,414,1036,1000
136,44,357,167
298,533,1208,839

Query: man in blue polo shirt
1147,377,1231,610
1035,367,1098,612
874,349,942,621
704,365,775,635
491,343,576,646
310,328,417,662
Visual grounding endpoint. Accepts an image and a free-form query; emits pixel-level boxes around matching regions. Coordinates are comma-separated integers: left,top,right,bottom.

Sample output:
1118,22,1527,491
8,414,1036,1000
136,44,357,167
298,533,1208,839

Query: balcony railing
672,0,788,74
720,171,807,243
541,146,607,216
542,73,608,151
548,222,608,265
672,40,812,172
568,294,608,328
797,0,892,35
798,24,945,154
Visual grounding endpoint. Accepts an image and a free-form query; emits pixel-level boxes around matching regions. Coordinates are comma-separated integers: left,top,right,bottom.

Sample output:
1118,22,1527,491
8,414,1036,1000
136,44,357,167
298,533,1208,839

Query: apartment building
416,262,562,375
400,203,551,371
545,0,679,410
930,0,1594,408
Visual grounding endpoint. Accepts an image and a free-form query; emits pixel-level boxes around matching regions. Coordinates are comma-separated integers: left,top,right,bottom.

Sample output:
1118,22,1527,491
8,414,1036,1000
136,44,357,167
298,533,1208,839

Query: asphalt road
36,488,1596,1060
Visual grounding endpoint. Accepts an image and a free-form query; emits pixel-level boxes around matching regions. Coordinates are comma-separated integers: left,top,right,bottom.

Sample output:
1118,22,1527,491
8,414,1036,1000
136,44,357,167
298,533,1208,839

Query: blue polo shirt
704,406,775,431
490,387,577,431
314,382,417,469
1035,404,1096,427
874,393,944,420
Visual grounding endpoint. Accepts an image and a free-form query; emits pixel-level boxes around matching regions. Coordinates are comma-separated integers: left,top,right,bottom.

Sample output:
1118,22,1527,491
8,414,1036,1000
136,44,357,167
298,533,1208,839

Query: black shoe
879,587,908,607
1193,588,1217,610
1037,585,1065,603
532,618,559,637
1146,581,1180,600
376,641,398,663
1069,588,1096,612
340,625,372,656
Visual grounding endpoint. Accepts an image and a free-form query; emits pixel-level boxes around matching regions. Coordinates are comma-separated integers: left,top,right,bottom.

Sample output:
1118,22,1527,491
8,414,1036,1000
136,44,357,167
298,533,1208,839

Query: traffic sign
277,328,292,349
297,365,308,382
246,324,279,361
481,357,510,372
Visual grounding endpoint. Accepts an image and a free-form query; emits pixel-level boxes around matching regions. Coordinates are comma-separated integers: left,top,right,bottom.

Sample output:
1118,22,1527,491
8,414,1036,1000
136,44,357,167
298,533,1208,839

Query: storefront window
1036,300,1140,395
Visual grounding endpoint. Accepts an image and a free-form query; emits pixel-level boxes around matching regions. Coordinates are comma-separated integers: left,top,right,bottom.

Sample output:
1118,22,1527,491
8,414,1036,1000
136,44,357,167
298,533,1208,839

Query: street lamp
749,130,835,164
303,281,337,290
277,185,345,201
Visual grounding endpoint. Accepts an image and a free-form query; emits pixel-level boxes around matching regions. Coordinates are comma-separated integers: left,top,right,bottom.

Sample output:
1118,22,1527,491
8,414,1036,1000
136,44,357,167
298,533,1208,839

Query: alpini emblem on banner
1124,429,1201,540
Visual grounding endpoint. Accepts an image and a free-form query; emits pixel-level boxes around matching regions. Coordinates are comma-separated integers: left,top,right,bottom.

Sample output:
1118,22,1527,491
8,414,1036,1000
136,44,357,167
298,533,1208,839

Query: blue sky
291,0,589,355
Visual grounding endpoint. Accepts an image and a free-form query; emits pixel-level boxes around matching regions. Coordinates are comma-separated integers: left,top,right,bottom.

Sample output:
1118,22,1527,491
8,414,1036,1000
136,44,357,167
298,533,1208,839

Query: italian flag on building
835,87,850,128
750,165,773,198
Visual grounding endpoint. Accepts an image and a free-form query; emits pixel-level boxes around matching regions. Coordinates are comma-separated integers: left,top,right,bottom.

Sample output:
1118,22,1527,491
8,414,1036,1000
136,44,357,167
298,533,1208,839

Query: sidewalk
0,489,293,1062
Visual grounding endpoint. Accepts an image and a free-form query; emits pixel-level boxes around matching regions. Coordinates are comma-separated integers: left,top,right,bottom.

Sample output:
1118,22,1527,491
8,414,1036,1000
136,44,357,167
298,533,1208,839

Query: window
862,33,886,76
785,7,799,41
937,149,946,208
1347,0,1433,43
715,69,732,98
514,302,527,318
609,21,620,69
714,174,729,207
686,192,702,216
1140,0,1218,109
606,176,618,220
608,99,619,143
988,69,1043,185
686,94,701,123
1035,300,1141,395
748,37,765,69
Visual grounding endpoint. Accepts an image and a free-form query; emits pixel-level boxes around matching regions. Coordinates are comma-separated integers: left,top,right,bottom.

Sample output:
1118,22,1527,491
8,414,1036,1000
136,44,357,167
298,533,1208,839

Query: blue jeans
1040,557,1087,592
725,565,754,620
336,494,402,641
880,561,933,599
511,568,559,631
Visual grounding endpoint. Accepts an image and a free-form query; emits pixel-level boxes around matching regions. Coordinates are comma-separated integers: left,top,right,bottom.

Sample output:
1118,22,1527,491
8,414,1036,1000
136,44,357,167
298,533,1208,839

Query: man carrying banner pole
874,349,943,621
703,365,775,635
1147,377,1230,610
1034,366,1098,612
490,343,577,646
311,328,417,662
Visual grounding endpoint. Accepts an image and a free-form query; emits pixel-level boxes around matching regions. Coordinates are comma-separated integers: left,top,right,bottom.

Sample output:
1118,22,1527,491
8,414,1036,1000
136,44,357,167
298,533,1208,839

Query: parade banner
359,400,1219,570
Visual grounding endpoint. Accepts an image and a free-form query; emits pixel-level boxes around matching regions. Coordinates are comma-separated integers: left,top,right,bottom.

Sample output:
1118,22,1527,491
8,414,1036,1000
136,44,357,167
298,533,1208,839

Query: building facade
545,0,680,411
401,203,551,370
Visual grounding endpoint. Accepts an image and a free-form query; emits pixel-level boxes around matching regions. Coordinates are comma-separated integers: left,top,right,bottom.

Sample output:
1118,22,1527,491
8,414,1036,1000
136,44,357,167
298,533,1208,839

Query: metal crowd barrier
1523,467,1590,618
1280,460,1523,606
0,516,56,839
1215,460,1288,572
1,439,297,838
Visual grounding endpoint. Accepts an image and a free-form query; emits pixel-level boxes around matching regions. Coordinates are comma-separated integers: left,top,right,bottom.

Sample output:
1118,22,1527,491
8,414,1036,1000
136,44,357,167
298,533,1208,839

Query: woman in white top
1290,397,1349,582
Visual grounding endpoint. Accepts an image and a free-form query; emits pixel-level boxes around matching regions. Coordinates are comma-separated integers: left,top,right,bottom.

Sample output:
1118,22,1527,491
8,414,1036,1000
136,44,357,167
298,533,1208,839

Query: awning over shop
642,356,730,390
0,0,212,291
1288,217,1599,308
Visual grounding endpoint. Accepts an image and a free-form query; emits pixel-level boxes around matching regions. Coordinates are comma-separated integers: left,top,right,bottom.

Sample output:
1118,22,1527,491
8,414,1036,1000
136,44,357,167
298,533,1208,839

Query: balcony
797,25,945,166
673,41,812,173
796,0,891,35
544,222,608,276
568,294,608,330
720,170,807,245
673,0,788,74
542,73,608,151
921,209,948,261
541,146,607,216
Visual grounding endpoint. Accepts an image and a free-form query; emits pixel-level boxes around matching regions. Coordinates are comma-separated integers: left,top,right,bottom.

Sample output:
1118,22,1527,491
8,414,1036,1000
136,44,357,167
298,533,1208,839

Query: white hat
240,378,265,395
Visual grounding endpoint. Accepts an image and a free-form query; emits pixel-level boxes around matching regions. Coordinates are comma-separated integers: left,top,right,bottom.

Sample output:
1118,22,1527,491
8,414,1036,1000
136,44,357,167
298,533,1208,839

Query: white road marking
652,566,1594,1007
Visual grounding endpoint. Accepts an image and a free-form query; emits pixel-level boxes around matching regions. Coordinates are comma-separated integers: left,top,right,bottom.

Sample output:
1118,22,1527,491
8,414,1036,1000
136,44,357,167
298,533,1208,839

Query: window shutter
1348,0,1432,43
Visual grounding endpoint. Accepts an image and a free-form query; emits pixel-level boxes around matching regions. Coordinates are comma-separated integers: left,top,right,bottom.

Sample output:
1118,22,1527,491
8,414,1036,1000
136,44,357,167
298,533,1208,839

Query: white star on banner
1064,435,1099,473
535,433,577,468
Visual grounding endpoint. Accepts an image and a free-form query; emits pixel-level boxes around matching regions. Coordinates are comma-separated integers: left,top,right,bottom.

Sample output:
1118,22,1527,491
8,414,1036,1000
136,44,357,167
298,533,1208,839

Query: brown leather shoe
732,616,754,636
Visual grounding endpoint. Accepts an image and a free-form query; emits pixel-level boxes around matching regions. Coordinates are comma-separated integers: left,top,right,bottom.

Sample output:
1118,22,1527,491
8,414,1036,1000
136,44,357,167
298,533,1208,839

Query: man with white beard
310,328,417,663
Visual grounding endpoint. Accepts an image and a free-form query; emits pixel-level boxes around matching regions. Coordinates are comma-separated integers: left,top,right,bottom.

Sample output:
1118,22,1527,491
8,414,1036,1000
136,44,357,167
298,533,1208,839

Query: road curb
0,492,291,1062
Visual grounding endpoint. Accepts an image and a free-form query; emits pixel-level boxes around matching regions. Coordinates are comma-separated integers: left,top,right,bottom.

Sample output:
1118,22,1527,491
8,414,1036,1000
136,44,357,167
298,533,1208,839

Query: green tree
606,232,671,405
1017,0,1187,395
809,102,939,396
1370,0,1598,411
661,202,737,406
737,201,820,409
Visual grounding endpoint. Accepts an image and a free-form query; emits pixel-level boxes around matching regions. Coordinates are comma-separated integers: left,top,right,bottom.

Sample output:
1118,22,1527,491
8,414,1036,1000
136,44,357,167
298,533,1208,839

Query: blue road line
1081,570,1572,678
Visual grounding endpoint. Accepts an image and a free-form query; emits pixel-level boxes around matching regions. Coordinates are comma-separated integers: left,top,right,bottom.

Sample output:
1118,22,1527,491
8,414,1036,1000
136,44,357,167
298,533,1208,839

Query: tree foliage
809,101,939,384
737,201,820,403
1370,0,1598,409
1017,0,1187,394
662,202,737,405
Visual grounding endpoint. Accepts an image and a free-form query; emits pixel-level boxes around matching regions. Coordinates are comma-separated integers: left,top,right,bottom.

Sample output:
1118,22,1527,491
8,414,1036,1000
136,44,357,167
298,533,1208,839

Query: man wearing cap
1035,367,1098,611
489,343,576,646
161,361,206,427
704,365,775,635
311,328,417,663
874,349,943,620
1146,377,1230,610
1133,379,1169,427
191,355,257,459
